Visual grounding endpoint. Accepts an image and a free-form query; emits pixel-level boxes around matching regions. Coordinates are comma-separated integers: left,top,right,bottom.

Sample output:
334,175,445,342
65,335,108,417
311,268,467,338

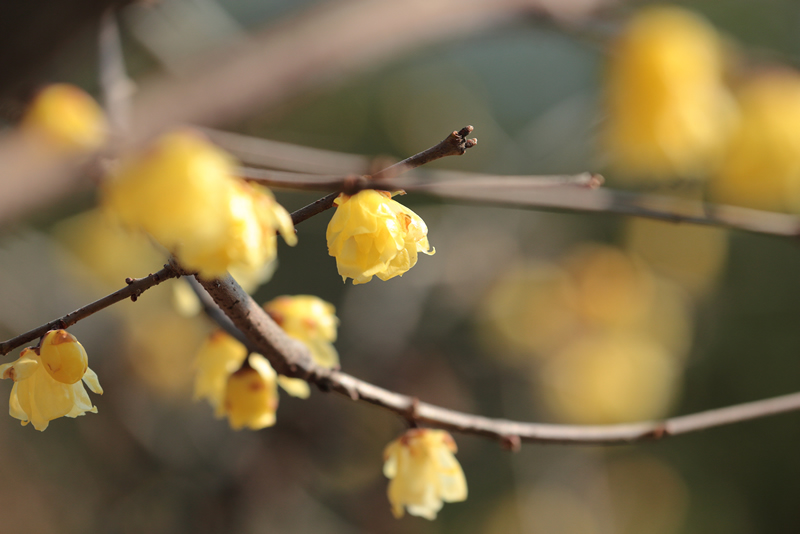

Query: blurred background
2,0,800,532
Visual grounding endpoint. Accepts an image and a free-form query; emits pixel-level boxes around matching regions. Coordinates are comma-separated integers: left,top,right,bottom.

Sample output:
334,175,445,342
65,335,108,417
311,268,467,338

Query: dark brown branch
196,271,800,446
0,263,180,356
287,126,477,226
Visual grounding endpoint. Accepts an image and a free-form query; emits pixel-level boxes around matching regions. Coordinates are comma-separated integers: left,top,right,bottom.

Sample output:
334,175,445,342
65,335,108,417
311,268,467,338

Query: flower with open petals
383,429,467,520
104,130,296,277
327,190,434,284
21,84,106,153
264,295,339,369
223,354,278,430
0,330,103,431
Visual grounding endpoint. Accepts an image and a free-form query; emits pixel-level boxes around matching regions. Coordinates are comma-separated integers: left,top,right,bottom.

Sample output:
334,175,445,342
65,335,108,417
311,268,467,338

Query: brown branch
0,263,180,356
286,126,477,226
195,271,800,446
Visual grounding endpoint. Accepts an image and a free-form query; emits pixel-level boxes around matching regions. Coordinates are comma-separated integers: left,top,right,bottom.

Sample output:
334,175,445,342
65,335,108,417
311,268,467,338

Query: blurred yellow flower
103,130,296,278
604,6,733,180
482,245,692,361
541,332,680,424
264,295,339,368
710,72,800,211
383,429,467,520
194,330,311,415
55,208,165,289
193,330,248,416
0,333,103,431
224,354,278,430
20,84,106,153
327,190,434,284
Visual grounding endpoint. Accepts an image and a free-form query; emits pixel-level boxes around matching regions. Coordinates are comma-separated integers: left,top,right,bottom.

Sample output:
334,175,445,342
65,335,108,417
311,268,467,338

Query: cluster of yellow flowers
383,429,467,519
605,6,800,212
7,81,446,520
483,244,690,424
0,330,102,431
193,295,338,429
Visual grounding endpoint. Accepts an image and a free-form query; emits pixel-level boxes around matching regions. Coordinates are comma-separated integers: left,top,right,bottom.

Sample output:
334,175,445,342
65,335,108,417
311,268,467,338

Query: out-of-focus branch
0,264,179,356
196,271,800,446
99,8,134,137
286,126,478,226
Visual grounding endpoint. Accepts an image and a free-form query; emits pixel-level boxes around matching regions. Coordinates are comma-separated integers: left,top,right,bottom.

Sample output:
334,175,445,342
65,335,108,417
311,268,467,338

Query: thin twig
287,126,477,226
195,271,800,446
98,8,134,137
0,264,180,356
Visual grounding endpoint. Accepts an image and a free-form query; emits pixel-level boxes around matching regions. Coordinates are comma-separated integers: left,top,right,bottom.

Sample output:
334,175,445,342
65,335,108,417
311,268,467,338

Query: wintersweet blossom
223,354,278,430
264,295,339,369
710,73,800,212
383,429,467,520
193,330,311,418
21,84,106,153
0,330,103,431
193,330,248,416
103,130,296,277
604,6,733,180
326,190,434,284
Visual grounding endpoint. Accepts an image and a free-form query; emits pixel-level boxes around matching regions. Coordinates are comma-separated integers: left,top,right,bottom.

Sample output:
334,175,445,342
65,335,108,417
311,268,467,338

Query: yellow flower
603,6,733,180
264,295,339,368
383,429,467,520
20,84,106,153
0,331,103,431
193,330,248,416
223,354,278,430
194,330,310,415
103,130,296,277
541,332,681,424
326,190,434,285
710,73,800,211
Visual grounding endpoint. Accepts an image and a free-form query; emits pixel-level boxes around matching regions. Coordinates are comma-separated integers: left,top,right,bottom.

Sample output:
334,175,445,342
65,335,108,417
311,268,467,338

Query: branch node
648,424,669,440
500,434,521,452
403,397,420,425
125,277,135,285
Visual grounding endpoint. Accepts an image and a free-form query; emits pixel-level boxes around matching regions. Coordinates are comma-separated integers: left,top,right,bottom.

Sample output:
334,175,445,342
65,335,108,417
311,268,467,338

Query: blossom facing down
603,6,733,180
20,84,106,153
264,295,339,368
223,354,278,430
326,190,434,285
710,73,800,212
193,330,248,416
103,130,296,277
0,331,103,431
383,429,467,520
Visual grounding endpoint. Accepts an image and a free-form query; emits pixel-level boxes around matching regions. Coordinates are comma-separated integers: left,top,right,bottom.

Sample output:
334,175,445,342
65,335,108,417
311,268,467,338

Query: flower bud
40,330,88,385
21,84,106,153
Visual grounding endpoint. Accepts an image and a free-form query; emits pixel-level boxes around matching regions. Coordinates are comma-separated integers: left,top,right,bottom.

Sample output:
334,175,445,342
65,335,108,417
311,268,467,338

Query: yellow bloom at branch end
327,190,434,285
103,130,296,278
264,295,339,369
20,84,107,154
0,330,103,431
383,429,467,520
710,73,800,212
224,354,278,430
603,6,733,180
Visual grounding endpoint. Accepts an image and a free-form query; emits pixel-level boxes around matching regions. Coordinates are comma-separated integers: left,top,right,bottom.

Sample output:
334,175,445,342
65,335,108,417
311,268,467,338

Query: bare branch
0,263,180,356
195,271,800,446
286,126,478,226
